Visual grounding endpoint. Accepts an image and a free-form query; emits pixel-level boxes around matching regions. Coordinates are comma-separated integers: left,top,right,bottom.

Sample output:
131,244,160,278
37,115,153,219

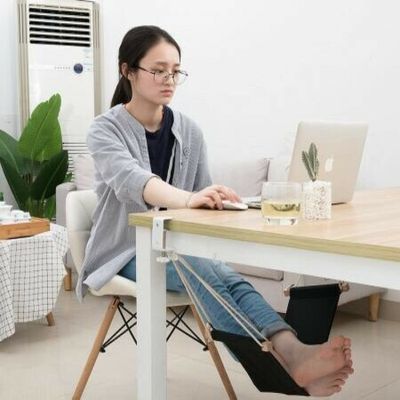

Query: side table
0,223,68,342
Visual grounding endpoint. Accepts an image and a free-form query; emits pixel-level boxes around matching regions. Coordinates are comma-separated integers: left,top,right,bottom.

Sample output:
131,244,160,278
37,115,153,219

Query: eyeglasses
135,66,188,85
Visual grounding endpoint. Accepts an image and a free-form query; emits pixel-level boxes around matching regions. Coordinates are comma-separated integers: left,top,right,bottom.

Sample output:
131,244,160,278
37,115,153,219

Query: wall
0,1,18,204
1,0,399,300
101,0,400,191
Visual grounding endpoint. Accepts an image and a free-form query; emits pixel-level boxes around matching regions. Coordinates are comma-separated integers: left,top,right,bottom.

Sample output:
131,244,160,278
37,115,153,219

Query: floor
1,290,400,400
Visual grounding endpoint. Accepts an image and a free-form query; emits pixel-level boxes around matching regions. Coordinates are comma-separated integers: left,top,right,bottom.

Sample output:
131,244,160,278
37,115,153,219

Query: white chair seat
90,274,191,307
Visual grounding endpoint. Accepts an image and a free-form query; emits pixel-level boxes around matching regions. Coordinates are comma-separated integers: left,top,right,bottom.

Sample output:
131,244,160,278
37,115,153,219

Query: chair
66,190,208,399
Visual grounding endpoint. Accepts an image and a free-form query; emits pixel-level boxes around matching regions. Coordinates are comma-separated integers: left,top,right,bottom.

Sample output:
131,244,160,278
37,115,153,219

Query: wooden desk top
129,187,400,262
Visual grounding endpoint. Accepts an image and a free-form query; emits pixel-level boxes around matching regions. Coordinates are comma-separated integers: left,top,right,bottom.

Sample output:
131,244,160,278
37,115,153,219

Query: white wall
0,1,18,205
2,0,399,190
101,0,400,190
1,0,400,300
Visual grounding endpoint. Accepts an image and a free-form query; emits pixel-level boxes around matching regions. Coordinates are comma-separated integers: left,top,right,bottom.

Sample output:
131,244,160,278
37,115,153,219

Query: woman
77,25,353,396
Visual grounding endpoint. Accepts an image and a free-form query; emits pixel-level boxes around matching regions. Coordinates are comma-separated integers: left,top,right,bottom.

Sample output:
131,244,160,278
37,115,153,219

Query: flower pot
302,180,331,220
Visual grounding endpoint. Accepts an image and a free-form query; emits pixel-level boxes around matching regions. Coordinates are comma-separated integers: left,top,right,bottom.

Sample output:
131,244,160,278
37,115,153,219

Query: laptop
243,121,368,207
288,121,367,204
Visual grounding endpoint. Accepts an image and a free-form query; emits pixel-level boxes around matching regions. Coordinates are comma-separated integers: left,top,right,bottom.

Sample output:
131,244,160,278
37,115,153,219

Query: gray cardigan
76,104,212,300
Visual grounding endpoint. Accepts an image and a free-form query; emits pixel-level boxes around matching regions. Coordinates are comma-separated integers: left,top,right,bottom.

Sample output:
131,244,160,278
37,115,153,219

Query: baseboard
340,298,400,322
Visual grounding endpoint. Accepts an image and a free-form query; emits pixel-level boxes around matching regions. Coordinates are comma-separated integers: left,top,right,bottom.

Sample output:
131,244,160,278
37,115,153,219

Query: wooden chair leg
72,296,120,400
63,268,72,291
190,305,237,400
368,293,380,322
46,312,55,326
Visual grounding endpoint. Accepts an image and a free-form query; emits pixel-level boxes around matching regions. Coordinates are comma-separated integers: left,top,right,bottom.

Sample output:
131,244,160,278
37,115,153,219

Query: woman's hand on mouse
186,185,241,210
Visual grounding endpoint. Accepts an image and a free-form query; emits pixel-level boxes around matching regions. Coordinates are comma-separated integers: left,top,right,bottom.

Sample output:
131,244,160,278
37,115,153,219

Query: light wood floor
1,289,400,399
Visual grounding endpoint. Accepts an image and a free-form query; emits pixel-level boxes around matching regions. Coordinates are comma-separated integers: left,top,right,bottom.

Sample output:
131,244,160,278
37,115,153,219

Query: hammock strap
169,252,267,347
170,256,212,327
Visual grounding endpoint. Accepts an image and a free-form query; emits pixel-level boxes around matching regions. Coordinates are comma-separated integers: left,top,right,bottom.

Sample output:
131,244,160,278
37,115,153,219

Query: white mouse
221,200,249,211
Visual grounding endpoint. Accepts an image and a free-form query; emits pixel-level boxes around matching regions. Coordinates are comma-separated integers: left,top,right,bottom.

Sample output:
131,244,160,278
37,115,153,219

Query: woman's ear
121,62,130,79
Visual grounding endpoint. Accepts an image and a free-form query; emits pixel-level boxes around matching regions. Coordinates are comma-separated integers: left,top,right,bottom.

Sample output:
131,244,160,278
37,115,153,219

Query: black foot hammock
169,253,348,397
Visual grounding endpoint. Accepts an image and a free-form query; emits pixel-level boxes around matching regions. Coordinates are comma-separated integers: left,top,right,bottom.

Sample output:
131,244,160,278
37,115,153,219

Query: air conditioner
17,0,101,172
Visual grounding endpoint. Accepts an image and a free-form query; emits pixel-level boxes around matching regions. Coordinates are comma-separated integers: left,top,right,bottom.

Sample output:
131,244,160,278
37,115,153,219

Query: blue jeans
118,255,293,339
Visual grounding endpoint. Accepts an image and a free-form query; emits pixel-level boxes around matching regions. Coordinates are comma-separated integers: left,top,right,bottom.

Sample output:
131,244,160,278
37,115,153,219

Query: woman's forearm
143,176,191,209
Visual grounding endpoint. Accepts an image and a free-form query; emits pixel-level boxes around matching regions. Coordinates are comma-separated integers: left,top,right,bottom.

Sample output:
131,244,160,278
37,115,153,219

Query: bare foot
305,366,354,397
268,331,353,391
287,336,352,387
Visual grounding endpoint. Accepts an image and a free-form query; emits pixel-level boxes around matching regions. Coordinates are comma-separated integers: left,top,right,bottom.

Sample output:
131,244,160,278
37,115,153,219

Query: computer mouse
221,200,249,211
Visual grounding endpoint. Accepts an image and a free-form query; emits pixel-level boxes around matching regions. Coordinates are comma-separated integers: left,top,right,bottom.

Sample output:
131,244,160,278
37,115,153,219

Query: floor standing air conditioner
17,0,101,171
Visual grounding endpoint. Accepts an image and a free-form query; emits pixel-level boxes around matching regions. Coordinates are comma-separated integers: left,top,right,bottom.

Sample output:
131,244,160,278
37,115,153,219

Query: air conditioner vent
29,6,90,18
28,4,91,47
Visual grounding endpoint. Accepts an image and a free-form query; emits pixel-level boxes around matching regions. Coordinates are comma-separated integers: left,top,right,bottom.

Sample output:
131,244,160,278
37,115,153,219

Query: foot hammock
168,252,348,396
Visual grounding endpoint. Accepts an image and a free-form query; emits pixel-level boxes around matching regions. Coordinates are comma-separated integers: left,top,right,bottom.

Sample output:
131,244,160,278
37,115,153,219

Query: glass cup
261,182,302,225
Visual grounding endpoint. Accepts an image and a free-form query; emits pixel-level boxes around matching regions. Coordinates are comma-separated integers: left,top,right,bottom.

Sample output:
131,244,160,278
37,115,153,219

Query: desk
0,224,68,342
129,187,400,400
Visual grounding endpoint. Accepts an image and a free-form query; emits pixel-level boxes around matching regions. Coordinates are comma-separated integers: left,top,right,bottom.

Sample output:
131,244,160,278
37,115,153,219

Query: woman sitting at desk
77,25,353,396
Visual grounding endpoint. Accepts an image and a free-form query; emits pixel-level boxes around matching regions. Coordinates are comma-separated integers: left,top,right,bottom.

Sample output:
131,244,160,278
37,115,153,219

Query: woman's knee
181,255,216,274
180,255,226,287
182,255,239,280
212,260,241,281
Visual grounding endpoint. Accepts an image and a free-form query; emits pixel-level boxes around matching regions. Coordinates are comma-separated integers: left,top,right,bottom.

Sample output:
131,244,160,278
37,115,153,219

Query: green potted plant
301,143,331,219
0,93,71,219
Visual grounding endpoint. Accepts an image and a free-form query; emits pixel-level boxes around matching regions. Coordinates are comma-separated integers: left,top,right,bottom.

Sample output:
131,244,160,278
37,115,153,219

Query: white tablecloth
0,224,68,342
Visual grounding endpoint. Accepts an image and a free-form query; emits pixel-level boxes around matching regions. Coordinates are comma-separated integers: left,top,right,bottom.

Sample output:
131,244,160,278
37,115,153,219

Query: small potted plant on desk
301,143,331,220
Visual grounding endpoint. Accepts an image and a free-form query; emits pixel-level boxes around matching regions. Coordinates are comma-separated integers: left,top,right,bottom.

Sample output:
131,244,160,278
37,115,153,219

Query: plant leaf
30,150,68,200
0,129,28,175
18,94,62,162
302,151,316,181
0,157,30,209
314,157,319,178
309,143,318,178
43,195,56,220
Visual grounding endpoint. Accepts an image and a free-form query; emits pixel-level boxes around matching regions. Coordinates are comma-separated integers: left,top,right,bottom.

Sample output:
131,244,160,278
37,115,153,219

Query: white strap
166,140,177,184
171,253,267,346
171,258,212,325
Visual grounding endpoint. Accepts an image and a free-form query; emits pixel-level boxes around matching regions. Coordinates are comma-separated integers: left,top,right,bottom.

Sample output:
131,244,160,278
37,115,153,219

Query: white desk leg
136,226,167,400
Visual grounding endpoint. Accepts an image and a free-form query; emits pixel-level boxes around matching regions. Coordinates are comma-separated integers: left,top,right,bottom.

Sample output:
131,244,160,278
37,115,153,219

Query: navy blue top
145,106,175,183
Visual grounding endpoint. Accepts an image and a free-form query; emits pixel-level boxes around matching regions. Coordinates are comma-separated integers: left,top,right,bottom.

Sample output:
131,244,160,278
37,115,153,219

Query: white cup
0,204,13,217
11,210,25,220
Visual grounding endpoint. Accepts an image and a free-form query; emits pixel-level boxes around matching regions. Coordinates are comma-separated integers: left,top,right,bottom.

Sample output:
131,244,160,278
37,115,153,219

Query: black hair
110,25,181,107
